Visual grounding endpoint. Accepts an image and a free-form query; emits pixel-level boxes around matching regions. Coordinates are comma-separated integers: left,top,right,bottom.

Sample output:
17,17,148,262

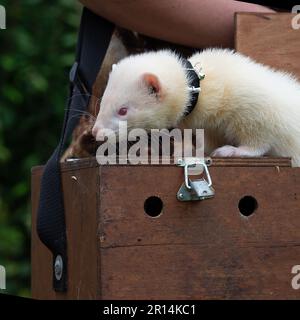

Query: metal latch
177,157,215,201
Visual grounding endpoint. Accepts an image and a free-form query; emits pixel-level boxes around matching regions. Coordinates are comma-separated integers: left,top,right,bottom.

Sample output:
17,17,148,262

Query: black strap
37,8,113,291
182,59,201,117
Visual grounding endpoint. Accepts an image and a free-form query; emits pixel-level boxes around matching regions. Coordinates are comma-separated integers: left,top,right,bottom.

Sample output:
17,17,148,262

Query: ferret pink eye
118,107,128,116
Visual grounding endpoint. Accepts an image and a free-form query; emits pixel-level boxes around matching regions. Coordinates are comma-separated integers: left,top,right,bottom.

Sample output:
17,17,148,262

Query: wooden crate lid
47,157,292,173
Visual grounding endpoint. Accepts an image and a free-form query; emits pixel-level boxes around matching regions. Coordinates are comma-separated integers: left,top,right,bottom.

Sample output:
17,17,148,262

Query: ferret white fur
92,49,300,166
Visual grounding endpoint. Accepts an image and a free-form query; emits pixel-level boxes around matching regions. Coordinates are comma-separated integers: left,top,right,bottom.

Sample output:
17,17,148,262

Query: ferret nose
92,125,98,139
92,126,106,141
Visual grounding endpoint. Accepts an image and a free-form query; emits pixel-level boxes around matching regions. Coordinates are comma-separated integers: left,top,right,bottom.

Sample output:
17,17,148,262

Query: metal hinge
177,157,215,201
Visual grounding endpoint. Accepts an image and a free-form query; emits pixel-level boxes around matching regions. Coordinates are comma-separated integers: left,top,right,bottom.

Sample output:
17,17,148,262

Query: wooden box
32,13,300,299
32,158,300,299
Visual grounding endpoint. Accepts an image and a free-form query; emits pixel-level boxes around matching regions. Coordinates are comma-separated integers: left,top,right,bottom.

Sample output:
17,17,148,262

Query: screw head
178,193,184,199
54,255,63,281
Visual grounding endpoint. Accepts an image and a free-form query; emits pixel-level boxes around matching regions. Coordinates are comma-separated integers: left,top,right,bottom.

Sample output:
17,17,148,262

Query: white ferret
92,49,300,166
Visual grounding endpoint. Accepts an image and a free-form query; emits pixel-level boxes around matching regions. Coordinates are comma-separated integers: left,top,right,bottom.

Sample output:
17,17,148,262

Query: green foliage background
0,0,81,296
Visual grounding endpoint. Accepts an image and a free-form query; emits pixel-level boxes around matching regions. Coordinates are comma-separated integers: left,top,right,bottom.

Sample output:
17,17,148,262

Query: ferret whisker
93,97,102,116
65,93,101,117
65,108,97,121
65,93,92,104
67,114,94,124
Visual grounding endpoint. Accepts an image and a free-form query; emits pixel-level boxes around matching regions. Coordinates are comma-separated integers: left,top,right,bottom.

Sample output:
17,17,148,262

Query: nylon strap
37,8,113,291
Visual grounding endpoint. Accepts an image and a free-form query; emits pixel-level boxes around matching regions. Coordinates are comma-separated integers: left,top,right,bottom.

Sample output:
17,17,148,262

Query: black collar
182,59,203,117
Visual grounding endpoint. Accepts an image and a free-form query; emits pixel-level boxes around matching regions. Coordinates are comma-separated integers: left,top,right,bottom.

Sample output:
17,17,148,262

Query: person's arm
79,0,275,48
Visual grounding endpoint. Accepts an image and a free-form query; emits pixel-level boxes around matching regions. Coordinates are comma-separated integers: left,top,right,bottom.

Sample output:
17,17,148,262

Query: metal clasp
187,86,201,93
177,157,215,201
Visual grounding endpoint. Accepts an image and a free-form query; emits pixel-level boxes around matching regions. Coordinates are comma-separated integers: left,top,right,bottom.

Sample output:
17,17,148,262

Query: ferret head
92,50,191,141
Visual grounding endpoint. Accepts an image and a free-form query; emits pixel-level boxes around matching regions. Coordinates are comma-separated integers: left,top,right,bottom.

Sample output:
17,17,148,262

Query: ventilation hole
144,196,163,217
238,195,258,217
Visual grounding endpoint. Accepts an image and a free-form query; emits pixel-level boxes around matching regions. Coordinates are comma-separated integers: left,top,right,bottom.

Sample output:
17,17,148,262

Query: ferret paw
211,145,239,157
211,145,265,157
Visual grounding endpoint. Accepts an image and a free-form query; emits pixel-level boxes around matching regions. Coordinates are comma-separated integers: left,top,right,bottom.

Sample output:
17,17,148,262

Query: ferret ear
142,73,161,98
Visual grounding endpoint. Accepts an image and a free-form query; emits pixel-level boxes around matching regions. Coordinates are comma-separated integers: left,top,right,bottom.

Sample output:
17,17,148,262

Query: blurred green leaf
0,55,17,71
0,0,81,297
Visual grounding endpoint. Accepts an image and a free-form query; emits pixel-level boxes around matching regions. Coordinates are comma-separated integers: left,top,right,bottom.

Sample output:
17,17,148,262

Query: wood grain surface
235,13,300,79
32,158,300,299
